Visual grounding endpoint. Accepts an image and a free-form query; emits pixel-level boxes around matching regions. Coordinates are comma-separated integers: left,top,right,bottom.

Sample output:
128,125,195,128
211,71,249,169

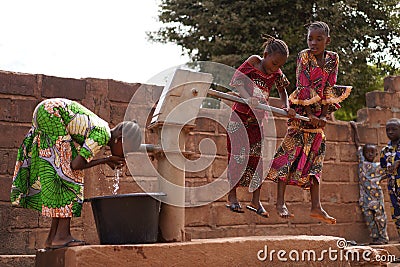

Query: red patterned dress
227,60,289,192
266,49,351,188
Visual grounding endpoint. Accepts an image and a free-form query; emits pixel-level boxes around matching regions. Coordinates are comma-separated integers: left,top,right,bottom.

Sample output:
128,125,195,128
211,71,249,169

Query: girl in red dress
226,36,295,217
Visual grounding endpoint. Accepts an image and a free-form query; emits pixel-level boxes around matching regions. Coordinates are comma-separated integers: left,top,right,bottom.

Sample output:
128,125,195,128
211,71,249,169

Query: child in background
380,118,400,241
226,35,296,217
266,21,351,223
351,121,388,245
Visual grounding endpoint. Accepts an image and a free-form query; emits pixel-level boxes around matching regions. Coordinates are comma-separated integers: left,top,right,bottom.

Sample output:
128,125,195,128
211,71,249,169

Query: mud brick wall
0,70,399,254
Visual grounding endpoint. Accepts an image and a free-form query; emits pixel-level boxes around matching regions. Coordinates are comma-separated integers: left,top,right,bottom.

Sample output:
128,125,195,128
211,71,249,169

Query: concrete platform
35,235,397,267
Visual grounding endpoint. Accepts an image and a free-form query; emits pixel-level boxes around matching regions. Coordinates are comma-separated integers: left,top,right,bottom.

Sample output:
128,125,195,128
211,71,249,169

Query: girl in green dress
10,98,142,249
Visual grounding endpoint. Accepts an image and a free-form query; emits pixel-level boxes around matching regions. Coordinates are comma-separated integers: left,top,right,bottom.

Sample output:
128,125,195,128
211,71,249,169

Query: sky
0,0,190,84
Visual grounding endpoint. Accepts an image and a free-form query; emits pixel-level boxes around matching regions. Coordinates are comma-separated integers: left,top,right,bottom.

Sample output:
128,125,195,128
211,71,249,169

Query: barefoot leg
45,218,59,248
227,186,238,205
51,218,83,247
276,179,293,218
310,176,336,224
250,187,261,208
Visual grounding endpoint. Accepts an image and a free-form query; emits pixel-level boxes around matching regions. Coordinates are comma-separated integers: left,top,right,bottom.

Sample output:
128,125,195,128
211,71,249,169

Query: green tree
149,0,400,120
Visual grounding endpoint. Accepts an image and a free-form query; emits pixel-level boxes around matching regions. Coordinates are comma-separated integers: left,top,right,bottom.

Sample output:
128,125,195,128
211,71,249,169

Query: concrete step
0,255,35,267
35,235,397,267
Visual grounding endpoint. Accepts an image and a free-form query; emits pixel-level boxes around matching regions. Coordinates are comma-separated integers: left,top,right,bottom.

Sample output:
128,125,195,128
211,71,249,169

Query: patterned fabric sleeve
289,50,322,106
321,53,351,106
289,50,351,108
80,124,110,162
380,147,388,169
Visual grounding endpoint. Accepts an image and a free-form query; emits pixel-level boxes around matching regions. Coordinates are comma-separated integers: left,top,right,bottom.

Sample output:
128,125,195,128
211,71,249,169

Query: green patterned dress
11,98,110,218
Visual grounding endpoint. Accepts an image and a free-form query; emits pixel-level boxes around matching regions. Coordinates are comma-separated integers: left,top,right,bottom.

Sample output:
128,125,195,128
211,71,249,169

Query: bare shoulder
246,55,262,66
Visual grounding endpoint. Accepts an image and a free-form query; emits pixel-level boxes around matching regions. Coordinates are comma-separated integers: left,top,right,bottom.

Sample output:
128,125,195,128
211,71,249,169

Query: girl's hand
247,97,259,109
308,114,320,127
283,107,296,119
389,160,400,174
318,117,327,128
227,91,240,98
106,155,126,170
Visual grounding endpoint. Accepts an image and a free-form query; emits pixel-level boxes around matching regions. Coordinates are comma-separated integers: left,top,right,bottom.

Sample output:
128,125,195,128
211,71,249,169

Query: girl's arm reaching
71,154,125,170
350,121,361,148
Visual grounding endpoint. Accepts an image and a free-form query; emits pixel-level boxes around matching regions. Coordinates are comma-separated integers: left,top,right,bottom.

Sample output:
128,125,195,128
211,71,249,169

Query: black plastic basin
85,192,165,245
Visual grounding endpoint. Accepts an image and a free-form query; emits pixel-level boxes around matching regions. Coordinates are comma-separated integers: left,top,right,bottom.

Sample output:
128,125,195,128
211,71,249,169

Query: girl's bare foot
310,208,336,224
276,203,294,218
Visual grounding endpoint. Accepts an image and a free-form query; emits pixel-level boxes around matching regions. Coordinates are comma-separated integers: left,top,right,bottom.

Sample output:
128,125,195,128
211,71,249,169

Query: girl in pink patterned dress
266,22,351,223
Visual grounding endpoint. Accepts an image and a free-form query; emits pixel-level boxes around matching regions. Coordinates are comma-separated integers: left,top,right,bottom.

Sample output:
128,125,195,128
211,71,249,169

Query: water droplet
113,168,122,195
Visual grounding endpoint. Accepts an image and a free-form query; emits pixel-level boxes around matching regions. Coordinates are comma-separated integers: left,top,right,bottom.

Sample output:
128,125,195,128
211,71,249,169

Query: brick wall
0,70,399,254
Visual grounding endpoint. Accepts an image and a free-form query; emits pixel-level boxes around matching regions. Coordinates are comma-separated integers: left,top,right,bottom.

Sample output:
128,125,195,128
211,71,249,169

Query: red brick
338,143,358,162
82,78,111,122
357,108,394,126
185,205,212,227
0,149,18,175
322,162,354,183
353,125,379,145
0,98,38,123
193,117,216,133
340,222,371,244
107,80,140,103
38,214,52,228
378,125,390,145
0,176,12,202
185,161,207,178
0,231,31,254
82,203,100,245
0,71,37,96
327,203,358,223
109,103,128,126
0,124,31,148
9,206,40,229
366,91,400,109
187,179,229,204
325,142,338,162
192,132,227,156
211,156,227,179
325,122,351,142
42,75,86,100
320,183,358,203
384,75,400,92
12,99,38,123
340,183,360,203
0,98,12,121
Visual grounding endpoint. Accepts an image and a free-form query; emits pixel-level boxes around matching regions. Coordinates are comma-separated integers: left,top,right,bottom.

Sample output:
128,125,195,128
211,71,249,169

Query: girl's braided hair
261,34,289,57
305,21,330,37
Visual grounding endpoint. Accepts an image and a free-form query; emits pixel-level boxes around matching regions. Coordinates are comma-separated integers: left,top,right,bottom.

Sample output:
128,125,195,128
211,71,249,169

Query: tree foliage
149,0,400,120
